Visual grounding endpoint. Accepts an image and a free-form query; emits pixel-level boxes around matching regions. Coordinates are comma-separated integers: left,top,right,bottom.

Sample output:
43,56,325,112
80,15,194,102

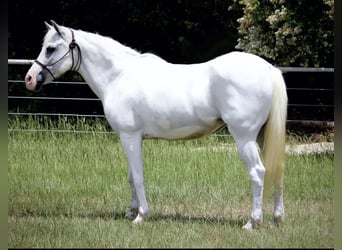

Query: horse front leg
124,167,139,220
120,132,150,223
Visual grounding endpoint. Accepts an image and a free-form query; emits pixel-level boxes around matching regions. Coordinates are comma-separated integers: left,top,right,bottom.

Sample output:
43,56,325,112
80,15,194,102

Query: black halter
35,29,82,80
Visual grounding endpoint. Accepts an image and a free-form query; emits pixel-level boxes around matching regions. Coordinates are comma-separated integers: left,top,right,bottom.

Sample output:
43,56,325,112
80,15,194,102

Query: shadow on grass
149,212,247,228
15,208,247,228
88,210,247,228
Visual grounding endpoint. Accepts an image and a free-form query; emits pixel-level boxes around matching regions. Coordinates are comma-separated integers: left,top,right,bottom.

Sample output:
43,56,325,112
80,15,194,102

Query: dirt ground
286,142,334,155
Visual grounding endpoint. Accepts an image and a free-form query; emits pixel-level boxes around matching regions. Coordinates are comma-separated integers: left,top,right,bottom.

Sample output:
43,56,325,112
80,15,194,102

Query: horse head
25,20,81,91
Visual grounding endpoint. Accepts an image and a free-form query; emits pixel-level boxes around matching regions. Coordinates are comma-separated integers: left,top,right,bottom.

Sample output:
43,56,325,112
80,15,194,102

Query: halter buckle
69,40,76,49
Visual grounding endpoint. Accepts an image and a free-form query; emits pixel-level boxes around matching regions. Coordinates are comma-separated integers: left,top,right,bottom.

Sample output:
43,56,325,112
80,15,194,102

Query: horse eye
46,46,56,55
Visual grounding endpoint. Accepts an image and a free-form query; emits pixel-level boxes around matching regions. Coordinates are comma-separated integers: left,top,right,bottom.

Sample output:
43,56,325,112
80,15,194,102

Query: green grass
8,117,334,248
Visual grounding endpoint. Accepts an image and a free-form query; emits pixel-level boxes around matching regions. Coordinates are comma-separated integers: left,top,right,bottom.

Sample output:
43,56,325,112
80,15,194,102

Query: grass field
8,117,334,248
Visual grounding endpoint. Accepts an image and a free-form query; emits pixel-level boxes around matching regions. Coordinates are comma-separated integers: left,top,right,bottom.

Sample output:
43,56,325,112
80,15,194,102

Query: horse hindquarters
211,54,286,229
226,66,287,230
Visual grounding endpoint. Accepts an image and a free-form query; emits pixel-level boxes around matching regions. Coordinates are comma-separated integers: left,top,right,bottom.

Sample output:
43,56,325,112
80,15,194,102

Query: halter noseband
35,29,82,80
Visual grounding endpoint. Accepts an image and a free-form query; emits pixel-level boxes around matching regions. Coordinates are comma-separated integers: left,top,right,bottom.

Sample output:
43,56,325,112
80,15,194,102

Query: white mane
77,29,141,57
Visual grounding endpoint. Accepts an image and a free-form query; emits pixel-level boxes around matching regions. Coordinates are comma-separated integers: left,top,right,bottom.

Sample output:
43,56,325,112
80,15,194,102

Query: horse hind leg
258,126,285,226
229,127,265,230
273,165,285,225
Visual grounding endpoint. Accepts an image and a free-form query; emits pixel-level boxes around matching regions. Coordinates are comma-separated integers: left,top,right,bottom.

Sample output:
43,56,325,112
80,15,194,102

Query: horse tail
262,66,288,195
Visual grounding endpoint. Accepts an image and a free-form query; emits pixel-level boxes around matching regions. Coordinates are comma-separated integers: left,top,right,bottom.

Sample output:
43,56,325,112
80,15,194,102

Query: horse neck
75,30,139,99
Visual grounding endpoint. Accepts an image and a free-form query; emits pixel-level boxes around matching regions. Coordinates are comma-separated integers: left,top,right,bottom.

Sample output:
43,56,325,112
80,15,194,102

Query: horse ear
50,20,63,37
44,21,52,30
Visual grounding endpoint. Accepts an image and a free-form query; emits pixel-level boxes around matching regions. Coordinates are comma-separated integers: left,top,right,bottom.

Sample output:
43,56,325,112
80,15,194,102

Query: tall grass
8,116,334,248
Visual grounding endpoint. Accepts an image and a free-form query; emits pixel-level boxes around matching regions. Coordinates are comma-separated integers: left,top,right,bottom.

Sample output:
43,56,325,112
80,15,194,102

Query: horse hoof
273,214,284,226
125,208,138,220
132,213,149,224
132,215,144,224
242,221,254,231
132,208,150,224
242,219,261,231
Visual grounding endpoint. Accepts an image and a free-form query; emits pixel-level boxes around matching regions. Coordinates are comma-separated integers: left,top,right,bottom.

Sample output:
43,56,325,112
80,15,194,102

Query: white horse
25,21,288,230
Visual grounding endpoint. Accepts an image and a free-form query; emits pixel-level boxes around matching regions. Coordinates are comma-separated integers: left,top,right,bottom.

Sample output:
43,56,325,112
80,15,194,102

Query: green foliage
233,0,334,66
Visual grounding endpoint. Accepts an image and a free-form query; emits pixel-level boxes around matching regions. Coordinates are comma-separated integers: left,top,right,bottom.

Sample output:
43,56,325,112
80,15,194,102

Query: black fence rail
8,59,334,133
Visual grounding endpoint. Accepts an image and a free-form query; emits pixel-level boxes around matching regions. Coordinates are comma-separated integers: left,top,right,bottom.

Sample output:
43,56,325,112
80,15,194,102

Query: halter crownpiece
34,28,82,80
68,29,82,71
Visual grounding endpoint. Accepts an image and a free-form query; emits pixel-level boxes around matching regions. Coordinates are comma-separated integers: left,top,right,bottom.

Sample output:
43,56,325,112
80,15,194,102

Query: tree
232,0,334,67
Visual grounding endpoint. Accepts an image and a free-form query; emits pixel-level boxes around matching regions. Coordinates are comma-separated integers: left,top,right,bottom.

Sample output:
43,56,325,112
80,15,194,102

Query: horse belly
142,118,225,140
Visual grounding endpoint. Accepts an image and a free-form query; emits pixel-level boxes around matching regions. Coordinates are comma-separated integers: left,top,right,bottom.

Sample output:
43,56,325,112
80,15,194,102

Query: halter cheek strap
35,29,82,80
34,59,57,80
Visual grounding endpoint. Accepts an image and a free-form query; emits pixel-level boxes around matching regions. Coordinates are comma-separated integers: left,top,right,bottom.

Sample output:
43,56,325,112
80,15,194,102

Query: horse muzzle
25,71,45,92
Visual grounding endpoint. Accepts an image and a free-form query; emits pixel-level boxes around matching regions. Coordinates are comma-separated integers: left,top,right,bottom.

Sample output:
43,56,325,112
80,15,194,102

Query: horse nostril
25,74,32,84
